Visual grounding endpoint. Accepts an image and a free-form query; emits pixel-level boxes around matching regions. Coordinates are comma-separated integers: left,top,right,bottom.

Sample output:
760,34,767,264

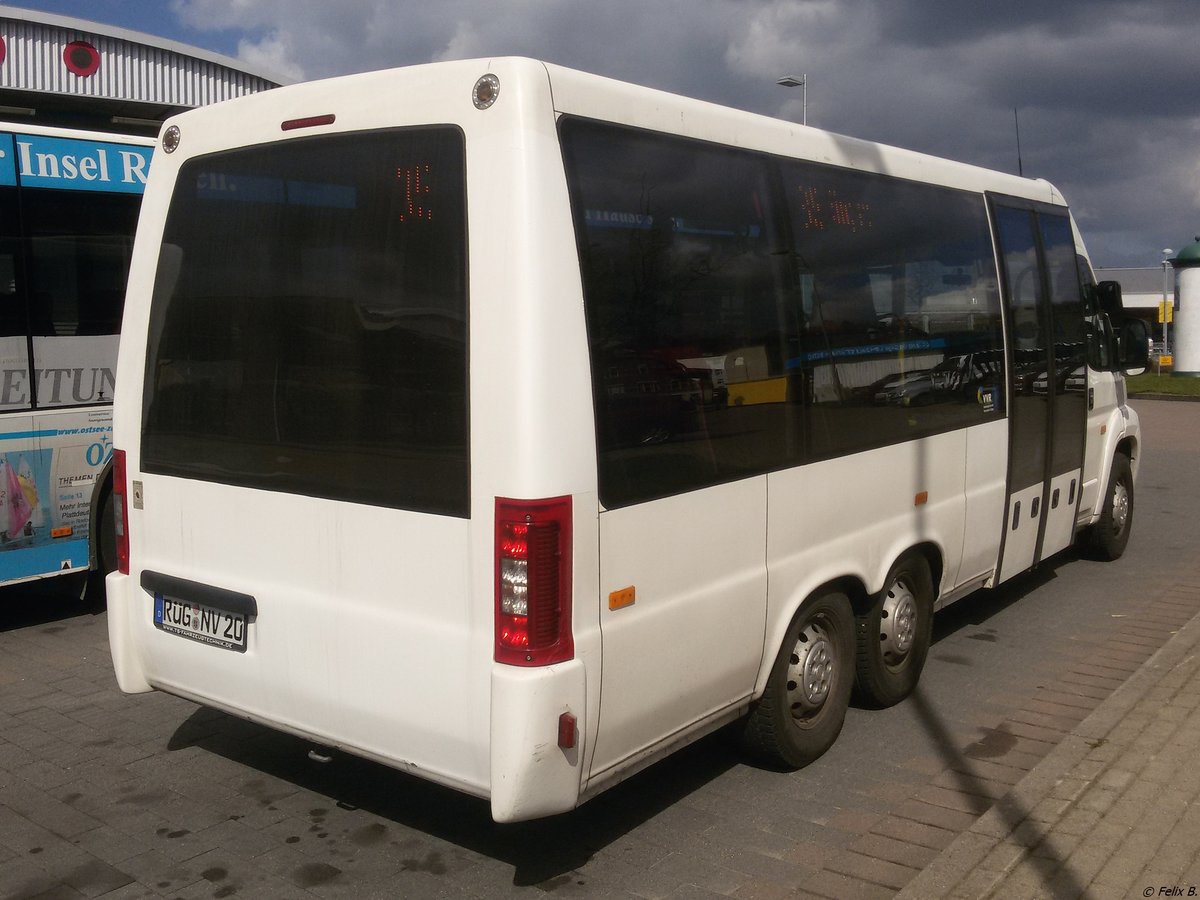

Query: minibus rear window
141,127,469,516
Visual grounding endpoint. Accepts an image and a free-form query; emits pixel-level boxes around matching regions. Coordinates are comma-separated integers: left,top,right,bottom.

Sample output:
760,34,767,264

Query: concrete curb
897,590,1200,898
1129,392,1200,402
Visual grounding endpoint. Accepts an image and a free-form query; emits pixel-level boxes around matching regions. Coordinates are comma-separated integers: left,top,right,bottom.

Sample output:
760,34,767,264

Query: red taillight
495,496,572,666
112,449,129,574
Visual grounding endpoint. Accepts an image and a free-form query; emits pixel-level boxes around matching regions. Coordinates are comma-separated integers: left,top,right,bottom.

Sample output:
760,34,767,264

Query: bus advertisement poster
0,406,110,580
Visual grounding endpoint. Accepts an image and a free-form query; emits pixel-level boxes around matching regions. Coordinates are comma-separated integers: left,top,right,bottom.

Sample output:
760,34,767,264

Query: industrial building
0,3,283,134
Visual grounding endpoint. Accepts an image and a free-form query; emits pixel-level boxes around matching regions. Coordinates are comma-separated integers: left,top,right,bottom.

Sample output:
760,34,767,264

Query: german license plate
153,594,248,652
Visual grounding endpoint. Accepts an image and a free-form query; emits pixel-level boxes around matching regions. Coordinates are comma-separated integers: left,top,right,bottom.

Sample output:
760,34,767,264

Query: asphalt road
0,397,1194,898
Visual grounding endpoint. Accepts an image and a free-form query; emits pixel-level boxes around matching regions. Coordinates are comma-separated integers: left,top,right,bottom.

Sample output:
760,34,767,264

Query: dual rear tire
742,555,934,768
853,555,934,709
742,591,855,768
744,448,1135,770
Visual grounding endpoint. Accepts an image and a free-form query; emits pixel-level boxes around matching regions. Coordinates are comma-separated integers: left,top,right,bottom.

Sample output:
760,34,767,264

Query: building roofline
0,3,292,85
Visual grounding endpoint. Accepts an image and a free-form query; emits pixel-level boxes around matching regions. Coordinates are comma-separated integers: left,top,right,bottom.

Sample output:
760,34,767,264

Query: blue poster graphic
0,132,151,194
0,133,16,187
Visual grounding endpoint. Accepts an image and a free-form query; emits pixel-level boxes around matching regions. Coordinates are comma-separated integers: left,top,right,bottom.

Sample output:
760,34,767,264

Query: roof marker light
473,74,500,110
282,114,336,131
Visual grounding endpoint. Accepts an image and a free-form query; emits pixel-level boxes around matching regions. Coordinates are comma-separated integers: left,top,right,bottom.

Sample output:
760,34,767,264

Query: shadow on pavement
907,687,1086,898
168,706,742,887
907,554,1093,898
158,552,1090,891
0,574,98,633
931,556,1063,645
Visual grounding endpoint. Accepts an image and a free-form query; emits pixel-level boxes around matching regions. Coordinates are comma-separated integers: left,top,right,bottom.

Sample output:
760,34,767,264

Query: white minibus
106,58,1149,822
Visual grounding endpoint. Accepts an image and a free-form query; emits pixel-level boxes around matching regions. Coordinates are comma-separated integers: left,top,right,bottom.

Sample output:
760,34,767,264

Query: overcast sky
14,0,1200,267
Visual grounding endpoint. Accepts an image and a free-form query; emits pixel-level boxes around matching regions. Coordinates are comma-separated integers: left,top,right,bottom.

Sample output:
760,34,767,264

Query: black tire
854,555,933,708
83,481,116,609
1088,452,1133,561
742,591,855,769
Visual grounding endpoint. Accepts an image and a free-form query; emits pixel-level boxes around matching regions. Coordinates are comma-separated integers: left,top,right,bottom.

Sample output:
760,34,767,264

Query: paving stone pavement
899,574,1200,900
2,559,1199,898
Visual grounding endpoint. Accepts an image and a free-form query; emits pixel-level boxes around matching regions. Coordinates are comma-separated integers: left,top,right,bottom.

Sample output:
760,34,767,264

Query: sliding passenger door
993,200,1087,582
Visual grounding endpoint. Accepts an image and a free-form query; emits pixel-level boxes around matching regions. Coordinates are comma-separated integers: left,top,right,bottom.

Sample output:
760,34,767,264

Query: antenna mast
1014,108,1024,177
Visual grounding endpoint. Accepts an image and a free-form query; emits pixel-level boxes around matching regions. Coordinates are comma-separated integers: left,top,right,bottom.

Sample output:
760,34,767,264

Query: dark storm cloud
169,0,1197,265
874,0,1185,48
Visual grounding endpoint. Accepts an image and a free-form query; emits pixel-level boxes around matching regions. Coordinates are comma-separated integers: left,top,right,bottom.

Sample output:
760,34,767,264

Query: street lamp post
1164,248,1174,360
776,74,807,125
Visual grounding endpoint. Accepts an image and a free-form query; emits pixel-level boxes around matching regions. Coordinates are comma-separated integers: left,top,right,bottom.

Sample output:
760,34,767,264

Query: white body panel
765,430,968,669
591,478,767,779
135,478,484,786
107,57,1140,823
961,419,1010,587
1041,469,1083,556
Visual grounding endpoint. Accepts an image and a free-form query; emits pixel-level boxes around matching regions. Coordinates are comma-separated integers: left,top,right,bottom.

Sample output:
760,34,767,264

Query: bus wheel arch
742,587,855,769
853,548,937,709
85,457,116,607
1116,435,1138,478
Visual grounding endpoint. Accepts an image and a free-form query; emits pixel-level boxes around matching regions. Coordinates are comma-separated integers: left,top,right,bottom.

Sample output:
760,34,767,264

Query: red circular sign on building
63,41,100,77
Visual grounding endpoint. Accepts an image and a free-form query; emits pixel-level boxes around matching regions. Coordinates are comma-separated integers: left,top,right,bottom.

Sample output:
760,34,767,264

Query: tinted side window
143,128,469,516
0,186,30,411
23,190,137,407
780,162,1005,460
1078,256,1114,371
994,205,1048,491
564,119,1008,509
562,119,791,507
1039,214,1087,475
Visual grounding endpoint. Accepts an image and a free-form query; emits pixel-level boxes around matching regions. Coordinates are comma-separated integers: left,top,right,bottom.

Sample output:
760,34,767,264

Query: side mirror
1095,280,1124,316
1117,316,1150,375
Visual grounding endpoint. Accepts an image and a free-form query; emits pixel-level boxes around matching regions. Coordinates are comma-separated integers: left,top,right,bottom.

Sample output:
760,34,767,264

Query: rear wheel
1088,452,1133,561
854,555,933,708
742,591,854,769
83,480,115,609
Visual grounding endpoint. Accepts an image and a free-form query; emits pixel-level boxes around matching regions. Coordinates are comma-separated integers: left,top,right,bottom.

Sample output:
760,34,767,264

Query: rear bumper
489,659,587,822
108,567,589,822
106,570,152,693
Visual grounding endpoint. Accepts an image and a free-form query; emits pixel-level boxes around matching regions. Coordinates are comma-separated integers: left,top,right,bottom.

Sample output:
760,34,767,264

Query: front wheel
1088,452,1133,561
854,555,933,708
742,591,855,769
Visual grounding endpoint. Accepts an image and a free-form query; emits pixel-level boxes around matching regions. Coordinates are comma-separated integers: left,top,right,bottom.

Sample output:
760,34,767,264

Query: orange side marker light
609,586,636,610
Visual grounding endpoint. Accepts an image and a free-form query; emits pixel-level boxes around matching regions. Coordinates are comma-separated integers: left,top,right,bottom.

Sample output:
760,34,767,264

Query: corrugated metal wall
0,17,277,106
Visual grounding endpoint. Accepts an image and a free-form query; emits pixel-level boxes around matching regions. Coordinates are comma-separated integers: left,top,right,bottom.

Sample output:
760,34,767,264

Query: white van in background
106,58,1148,822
